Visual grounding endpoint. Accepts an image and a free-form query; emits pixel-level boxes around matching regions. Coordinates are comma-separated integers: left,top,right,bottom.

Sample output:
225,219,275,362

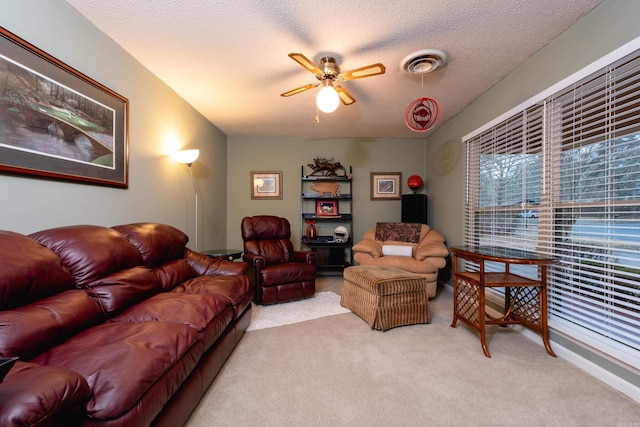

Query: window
463,41,640,368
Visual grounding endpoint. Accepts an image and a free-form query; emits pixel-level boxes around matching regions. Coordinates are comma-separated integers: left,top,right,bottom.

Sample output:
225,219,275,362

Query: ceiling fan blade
280,83,319,97
288,53,323,77
335,86,356,105
339,63,386,81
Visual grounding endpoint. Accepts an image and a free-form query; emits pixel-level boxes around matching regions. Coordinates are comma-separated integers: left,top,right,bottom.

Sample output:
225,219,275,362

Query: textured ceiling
65,0,603,139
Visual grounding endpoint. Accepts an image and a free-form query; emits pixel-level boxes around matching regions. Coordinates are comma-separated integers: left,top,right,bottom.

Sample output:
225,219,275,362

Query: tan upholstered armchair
352,222,449,298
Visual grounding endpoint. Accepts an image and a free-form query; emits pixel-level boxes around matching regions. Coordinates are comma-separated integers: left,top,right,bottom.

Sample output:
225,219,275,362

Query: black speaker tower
401,194,428,224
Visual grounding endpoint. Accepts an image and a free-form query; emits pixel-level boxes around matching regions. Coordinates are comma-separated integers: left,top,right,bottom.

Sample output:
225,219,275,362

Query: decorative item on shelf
310,181,340,197
305,220,318,240
407,174,424,193
306,157,348,177
316,199,340,217
333,226,349,243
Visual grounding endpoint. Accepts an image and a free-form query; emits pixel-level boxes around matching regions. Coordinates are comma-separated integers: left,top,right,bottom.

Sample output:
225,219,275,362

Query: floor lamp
172,149,200,251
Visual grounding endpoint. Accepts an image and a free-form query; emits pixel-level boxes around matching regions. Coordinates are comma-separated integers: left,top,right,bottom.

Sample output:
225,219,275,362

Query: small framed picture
371,172,401,200
251,171,282,199
316,199,339,216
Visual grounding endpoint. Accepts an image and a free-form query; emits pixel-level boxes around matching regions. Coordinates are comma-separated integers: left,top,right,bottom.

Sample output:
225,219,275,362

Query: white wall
0,0,228,250
226,136,426,251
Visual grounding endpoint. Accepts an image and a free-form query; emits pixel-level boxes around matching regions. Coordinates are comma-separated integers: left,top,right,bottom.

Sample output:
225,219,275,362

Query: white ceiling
65,0,603,139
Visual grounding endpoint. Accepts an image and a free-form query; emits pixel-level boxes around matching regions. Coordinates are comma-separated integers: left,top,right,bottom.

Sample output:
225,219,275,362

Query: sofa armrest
0,361,91,427
291,250,316,265
352,239,383,258
185,248,249,276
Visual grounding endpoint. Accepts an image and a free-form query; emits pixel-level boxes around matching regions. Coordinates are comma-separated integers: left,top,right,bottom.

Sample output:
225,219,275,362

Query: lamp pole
188,164,198,251
172,149,200,251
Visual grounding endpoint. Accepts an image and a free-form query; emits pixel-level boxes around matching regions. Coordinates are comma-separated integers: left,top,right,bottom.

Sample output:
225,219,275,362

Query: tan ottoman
341,265,430,331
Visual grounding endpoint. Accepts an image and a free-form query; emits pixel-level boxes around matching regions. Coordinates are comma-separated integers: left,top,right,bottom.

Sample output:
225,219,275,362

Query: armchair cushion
375,222,423,243
382,245,413,257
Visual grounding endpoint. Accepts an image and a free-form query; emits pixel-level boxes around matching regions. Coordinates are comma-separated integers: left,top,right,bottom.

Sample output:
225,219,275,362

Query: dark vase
306,223,317,240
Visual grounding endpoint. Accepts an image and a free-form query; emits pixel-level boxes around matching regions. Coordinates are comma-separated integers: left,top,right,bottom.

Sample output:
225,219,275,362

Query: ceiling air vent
401,49,447,74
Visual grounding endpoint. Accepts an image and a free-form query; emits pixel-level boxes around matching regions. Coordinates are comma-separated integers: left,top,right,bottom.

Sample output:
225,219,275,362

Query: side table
450,246,558,358
200,249,242,261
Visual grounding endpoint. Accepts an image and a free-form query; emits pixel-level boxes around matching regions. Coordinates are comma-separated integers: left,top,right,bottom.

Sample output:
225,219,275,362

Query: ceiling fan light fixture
401,49,447,74
316,81,340,113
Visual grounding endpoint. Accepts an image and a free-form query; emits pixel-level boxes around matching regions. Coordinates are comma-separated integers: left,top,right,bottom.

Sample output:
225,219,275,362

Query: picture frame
371,172,402,200
0,28,129,188
316,199,339,216
251,170,282,199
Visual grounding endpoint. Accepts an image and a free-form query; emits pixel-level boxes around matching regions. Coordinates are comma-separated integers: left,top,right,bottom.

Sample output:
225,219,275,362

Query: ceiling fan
281,53,385,113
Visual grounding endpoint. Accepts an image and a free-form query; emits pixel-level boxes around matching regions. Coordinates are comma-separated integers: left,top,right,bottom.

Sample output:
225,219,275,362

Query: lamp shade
172,149,200,165
316,85,340,113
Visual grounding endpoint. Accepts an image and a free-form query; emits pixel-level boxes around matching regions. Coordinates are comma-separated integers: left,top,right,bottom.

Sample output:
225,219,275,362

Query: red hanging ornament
405,97,441,132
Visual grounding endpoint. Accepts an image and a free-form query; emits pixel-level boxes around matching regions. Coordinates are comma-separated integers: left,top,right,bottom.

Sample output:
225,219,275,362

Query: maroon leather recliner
241,215,316,305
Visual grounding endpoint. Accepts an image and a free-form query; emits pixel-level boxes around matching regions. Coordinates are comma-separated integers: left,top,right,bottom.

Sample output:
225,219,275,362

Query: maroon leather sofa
0,223,253,427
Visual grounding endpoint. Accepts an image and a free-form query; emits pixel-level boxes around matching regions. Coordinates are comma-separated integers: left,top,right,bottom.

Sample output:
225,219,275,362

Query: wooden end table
450,246,558,358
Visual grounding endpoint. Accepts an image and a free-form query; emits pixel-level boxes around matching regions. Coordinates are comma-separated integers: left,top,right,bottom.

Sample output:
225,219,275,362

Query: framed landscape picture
251,170,282,199
0,27,129,188
371,172,401,200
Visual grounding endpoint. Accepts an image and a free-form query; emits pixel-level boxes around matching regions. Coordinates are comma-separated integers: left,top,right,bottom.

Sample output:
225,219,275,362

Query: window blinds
463,48,640,368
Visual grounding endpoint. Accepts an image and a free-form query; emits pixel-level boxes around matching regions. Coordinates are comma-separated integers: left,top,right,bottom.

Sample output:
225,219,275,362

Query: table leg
539,275,557,357
477,284,491,358
451,256,459,328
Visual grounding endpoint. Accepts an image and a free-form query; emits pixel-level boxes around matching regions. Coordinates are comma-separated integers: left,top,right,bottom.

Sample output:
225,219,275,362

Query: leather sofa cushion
32,321,200,421
174,274,253,318
153,258,196,290
0,361,91,427
261,262,316,286
0,290,103,360
112,223,189,268
0,230,75,310
109,292,233,348
30,225,144,287
186,248,249,277
85,266,162,316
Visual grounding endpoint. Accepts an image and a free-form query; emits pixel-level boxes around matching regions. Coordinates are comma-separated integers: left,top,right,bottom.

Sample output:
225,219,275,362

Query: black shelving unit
300,165,353,275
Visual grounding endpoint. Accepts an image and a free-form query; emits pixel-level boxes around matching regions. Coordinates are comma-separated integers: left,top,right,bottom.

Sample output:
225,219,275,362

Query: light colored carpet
185,280,640,426
247,291,350,331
